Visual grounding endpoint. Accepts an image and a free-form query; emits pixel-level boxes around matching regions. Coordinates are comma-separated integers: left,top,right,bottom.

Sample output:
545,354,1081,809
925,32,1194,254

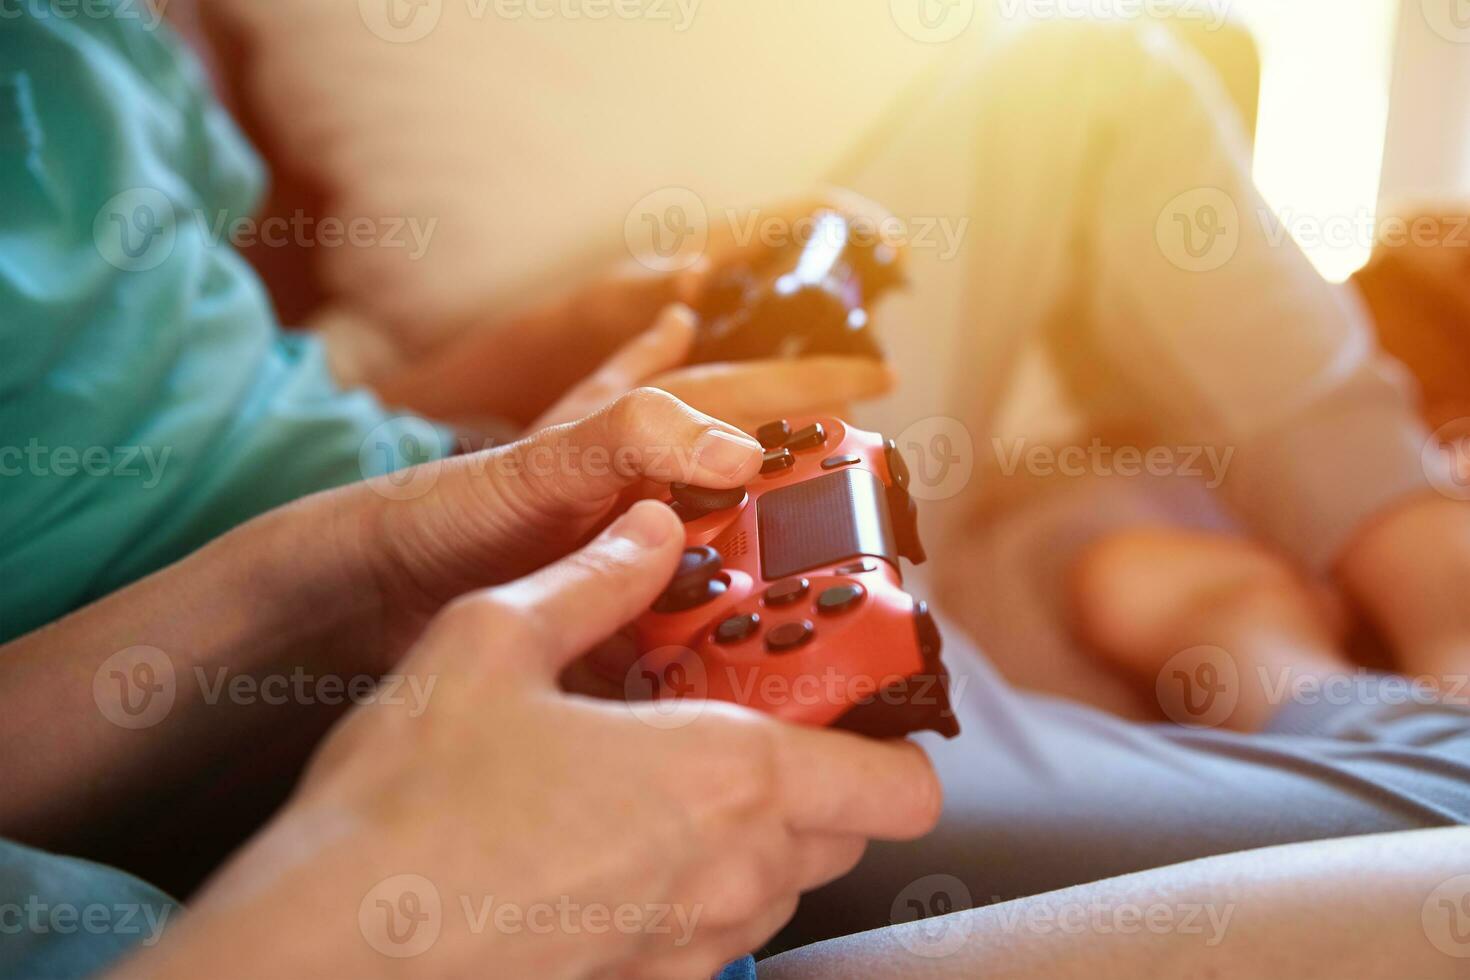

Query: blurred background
1238,0,1468,281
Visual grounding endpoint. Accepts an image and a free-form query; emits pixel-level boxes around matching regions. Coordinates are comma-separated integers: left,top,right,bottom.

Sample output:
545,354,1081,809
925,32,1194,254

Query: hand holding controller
596,416,959,739
688,211,906,365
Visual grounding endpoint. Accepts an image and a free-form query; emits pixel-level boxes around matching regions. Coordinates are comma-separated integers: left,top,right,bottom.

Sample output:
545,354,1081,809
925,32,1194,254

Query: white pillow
208,1,945,375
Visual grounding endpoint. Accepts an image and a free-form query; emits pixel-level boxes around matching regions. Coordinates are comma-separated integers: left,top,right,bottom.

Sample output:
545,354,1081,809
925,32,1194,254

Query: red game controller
594,416,959,739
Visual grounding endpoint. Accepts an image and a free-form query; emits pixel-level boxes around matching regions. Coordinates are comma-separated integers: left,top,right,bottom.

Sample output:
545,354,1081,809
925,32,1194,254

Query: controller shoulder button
765,620,814,652
763,577,810,606
785,423,827,452
821,454,861,470
884,438,911,490
761,448,796,474
756,420,793,449
817,583,865,614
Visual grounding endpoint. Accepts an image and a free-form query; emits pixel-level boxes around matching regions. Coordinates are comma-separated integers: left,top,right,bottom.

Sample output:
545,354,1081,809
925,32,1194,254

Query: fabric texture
0,839,178,980
843,19,1437,574
0,7,449,643
202,0,953,379
782,609,1470,949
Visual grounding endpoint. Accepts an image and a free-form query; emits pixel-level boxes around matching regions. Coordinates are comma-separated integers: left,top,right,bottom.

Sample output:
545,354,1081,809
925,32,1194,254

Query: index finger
774,725,943,840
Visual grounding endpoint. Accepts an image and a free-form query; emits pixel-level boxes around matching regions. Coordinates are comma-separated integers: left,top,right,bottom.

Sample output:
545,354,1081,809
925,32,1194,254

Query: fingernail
606,500,675,549
694,428,761,481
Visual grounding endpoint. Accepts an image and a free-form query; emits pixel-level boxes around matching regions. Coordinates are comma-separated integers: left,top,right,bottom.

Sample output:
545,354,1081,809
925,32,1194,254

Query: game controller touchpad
756,469,898,580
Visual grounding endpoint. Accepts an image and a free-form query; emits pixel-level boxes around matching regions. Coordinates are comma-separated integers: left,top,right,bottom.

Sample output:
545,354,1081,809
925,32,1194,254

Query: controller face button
653,546,727,612
715,613,761,645
765,620,815,652
756,420,793,449
785,423,827,452
884,438,911,490
763,577,811,606
817,583,865,614
761,448,796,474
836,560,876,575
821,454,861,470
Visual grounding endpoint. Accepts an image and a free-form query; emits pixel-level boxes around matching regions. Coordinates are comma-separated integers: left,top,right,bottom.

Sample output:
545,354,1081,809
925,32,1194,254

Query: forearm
763,828,1470,979
0,493,376,847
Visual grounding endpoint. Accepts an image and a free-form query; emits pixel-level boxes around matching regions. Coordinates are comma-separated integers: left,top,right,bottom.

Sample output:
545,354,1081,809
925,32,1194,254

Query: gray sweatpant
784,613,1470,948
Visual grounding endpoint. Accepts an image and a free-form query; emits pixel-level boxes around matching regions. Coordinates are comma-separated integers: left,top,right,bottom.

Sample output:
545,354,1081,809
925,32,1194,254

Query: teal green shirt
0,6,447,976
0,6,448,644
0,839,178,979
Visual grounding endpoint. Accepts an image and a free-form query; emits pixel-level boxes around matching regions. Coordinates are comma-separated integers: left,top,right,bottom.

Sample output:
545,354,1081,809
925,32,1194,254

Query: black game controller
688,211,905,364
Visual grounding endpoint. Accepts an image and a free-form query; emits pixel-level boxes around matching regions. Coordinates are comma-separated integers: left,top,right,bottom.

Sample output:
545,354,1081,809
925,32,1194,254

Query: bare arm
0,390,764,852
762,828,1470,979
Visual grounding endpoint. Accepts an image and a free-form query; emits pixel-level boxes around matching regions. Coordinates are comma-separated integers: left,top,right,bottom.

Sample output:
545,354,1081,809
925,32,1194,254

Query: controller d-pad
785,423,827,452
756,420,792,449
765,620,814,653
763,577,810,606
817,583,865,614
761,448,795,474
715,613,760,645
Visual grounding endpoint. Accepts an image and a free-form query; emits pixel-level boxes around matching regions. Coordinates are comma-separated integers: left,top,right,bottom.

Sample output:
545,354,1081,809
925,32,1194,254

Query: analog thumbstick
653,547,727,613
670,483,747,520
